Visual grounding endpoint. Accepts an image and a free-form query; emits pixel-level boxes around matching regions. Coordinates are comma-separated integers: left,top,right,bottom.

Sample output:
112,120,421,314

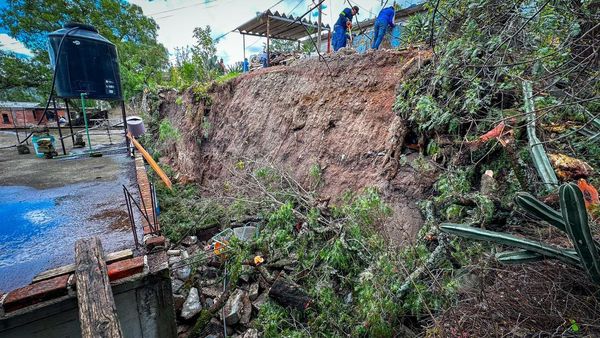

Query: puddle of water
0,182,140,293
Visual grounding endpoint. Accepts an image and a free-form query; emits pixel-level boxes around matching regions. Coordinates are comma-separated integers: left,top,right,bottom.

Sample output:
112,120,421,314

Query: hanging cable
19,26,80,145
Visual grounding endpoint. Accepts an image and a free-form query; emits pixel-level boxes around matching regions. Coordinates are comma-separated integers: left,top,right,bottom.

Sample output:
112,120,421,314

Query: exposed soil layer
158,49,435,244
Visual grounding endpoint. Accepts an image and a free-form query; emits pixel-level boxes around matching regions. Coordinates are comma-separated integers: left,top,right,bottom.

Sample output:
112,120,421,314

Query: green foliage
167,26,220,88
0,50,48,102
156,182,225,243
0,0,169,100
158,119,180,143
440,183,600,282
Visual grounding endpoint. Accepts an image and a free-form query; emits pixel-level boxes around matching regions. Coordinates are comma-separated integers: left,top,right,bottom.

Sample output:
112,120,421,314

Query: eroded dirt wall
158,49,435,244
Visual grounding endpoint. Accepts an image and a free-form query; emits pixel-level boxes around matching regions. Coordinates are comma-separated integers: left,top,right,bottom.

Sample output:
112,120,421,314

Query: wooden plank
75,237,123,338
32,249,133,283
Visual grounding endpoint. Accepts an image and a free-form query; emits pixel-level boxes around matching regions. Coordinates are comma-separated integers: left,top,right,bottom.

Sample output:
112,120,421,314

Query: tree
0,49,49,101
0,0,169,100
166,25,220,87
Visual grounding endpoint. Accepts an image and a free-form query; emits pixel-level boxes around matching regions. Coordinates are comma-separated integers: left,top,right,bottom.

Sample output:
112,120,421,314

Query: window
2,114,9,124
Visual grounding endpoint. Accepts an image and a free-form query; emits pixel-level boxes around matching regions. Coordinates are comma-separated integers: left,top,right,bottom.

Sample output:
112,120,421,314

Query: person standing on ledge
332,6,359,51
371,6,396,50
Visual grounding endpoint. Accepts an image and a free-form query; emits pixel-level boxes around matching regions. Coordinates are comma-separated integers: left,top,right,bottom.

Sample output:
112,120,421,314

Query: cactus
440,223,581,267
559,183,600,283
523,81,559,190
440,183,600,283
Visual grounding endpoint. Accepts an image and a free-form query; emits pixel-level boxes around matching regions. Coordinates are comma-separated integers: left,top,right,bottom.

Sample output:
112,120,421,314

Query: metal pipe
65,99,75,144
121,101,129,151
53,97,67,155
80,93,92,152
123,186,139,248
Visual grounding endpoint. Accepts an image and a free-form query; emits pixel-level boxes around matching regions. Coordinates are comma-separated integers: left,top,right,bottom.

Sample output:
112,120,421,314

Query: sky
0,0,420,64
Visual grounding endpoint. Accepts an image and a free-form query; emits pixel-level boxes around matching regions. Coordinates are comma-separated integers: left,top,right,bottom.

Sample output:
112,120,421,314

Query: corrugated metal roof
236,10,330,41
0,101,40,109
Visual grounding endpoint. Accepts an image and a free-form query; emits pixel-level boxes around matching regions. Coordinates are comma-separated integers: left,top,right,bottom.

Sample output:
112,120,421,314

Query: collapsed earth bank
155,49,434,244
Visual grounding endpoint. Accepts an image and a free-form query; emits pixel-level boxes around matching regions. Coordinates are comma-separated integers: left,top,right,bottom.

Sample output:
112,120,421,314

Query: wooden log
268,276,312,311
75,237,123,338
33,249,133,283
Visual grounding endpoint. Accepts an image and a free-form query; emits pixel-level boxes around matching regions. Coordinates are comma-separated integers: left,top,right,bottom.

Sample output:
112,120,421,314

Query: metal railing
123,183,159,248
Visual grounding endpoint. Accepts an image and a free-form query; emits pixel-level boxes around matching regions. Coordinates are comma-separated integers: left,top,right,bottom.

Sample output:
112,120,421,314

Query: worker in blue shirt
242,58,249,72
332,6,359,51
371,6,395,50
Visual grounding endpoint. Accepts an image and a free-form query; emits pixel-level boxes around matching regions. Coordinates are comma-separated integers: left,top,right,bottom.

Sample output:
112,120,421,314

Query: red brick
107,256,144,281
4,274,70,313
145,235,166,249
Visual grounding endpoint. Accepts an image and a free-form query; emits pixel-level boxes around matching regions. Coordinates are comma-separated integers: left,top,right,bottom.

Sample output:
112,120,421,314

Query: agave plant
440,183,600,283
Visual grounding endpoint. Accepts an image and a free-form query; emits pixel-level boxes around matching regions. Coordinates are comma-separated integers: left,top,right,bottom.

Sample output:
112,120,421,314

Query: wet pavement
0,132,142,293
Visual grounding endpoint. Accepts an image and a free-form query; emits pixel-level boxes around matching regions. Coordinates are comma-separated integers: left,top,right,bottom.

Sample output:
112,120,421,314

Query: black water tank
48,23,122,100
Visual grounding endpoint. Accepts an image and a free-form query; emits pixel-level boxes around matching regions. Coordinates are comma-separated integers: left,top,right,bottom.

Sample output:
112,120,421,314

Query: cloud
0,34,33,56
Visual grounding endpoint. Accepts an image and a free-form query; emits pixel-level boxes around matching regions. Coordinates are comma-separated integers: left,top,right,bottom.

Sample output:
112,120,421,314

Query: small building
320,4,426,53
0,101,68,129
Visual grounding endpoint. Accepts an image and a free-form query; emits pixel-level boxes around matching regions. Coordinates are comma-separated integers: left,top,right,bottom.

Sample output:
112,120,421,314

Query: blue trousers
332,24,348,51
371,20,388,49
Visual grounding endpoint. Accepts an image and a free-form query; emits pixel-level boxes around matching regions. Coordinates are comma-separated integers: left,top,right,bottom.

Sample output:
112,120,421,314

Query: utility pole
316,2,322,53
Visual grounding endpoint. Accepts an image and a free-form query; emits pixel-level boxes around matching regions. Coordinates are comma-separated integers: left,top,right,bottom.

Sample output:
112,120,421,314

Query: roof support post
242,34,246,60
317,4,322,53
266,16,270,67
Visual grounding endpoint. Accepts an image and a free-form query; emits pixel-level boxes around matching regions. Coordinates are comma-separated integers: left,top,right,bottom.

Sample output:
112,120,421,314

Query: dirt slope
157,48,435,244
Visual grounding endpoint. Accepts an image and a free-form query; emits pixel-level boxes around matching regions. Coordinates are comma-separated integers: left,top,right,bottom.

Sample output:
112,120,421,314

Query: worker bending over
371,6,395,50
332,6,359,51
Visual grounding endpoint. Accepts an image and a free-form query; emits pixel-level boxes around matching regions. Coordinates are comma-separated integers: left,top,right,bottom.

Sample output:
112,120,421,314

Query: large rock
242,328,259,338
239,291,252,325
173,294,186,311
175,265,192,280
249,283,259,301
181,287,202,320
252,292,268,311
172,278,185,294
201,286,223,298
181,235,198,246
223,289,249,325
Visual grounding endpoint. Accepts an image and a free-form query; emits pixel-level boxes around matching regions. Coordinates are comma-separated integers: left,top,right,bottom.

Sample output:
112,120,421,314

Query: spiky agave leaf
559,183,600,283
440,223,581,267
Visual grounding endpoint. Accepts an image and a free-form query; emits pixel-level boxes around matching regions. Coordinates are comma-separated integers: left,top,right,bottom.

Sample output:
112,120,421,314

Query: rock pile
168,229,311,338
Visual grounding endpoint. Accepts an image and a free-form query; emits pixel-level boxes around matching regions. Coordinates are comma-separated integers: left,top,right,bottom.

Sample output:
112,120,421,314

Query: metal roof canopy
236,10,330,42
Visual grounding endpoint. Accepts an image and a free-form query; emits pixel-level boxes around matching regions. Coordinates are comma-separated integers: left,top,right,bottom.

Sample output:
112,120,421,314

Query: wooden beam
127,132,172,190
75,237,123,338
266,17,270,67
33,249,133,283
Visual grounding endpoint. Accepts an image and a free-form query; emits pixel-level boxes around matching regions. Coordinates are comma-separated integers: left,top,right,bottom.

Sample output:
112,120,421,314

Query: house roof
0,101,40,109
235,10,331,41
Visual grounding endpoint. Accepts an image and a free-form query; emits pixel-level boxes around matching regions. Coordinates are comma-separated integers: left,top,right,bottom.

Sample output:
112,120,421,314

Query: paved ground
0,130,142,292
